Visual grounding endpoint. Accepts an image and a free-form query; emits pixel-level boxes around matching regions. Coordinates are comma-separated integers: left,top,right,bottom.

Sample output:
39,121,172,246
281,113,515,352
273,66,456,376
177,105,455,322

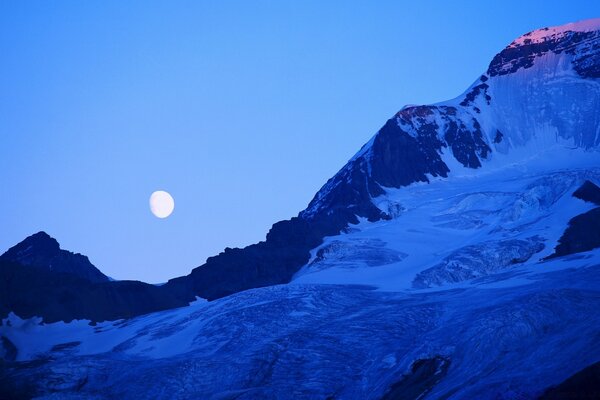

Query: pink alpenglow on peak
510,17,600,47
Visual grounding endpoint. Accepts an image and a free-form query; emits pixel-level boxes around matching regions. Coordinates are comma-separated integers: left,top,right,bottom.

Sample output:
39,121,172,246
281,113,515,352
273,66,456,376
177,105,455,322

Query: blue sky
2,1,599,283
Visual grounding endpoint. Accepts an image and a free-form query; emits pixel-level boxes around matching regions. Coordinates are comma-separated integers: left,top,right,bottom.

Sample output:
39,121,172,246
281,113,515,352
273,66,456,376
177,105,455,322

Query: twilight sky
2,1,599,283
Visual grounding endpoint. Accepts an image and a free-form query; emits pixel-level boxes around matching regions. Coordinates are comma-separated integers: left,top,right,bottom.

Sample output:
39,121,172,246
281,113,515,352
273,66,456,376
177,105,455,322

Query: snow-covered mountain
302,18,600,222
2,18,600,399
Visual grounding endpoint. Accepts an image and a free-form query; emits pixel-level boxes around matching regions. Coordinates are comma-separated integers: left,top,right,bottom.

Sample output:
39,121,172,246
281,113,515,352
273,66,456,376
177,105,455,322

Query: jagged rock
0,232,108,283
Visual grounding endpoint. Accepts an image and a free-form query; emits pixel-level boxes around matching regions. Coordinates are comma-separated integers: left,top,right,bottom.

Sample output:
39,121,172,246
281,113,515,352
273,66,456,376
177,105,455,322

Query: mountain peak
303,19,600,222
488,18,600,78
2,231,60,263
510,18,600,47
0,231,109,283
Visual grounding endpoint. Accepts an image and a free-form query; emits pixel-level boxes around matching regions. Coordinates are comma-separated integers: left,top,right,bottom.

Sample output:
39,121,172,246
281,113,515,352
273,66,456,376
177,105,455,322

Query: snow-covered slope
2,18,600,400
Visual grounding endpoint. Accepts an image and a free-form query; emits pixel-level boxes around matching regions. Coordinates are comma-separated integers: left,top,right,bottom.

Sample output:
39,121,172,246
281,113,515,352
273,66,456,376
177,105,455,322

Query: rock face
547,180,600,259
549,207,600,258
573,179,600,205
540,360,600,399
381,356,451,400
0,258,188,323
300,105,491,222
0,232,190,323
0,232,108,283
487,22,600,79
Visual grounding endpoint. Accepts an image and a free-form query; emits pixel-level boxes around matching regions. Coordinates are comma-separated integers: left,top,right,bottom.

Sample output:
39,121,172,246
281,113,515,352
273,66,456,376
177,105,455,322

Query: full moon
149,190,175,219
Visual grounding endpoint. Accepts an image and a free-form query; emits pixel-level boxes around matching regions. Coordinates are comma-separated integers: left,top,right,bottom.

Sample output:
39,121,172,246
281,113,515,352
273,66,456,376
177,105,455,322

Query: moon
149,191,175,219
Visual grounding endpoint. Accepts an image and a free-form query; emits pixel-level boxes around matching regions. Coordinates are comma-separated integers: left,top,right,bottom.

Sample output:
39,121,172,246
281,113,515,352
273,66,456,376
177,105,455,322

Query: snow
487,50,600,149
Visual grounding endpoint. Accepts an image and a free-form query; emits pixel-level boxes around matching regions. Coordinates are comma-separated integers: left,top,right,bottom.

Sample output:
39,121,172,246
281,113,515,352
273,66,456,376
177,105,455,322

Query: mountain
164,17,600,302
0,231,109,283
0,232,189,322
2,18,600,399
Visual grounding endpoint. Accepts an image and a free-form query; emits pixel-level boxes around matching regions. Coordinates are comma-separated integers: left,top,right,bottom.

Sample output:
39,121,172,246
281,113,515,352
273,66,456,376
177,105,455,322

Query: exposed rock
547,208,600,259
0,232,108,283
573,180,600,205
0,337,16,361
381,356,450,400
488,28,600,78
540,360,600,399
0,259,188,323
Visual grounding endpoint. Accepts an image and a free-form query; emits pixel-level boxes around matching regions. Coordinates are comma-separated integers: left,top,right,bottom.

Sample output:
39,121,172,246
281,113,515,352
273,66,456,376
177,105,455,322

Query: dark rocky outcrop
0,259,188,323
0,232,108,283
488,29,600,78
547,208,600,259
165,214,351,301
460,82,491,107
0,337,17,362
573,180,600,205
546,181,600,260
493,130,504,144
301,105,491,221
539,360,600,399
381,356,450,400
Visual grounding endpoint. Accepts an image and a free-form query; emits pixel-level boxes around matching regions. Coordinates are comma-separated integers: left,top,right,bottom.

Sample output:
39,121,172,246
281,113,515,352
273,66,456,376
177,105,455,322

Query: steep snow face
487,43,600,150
